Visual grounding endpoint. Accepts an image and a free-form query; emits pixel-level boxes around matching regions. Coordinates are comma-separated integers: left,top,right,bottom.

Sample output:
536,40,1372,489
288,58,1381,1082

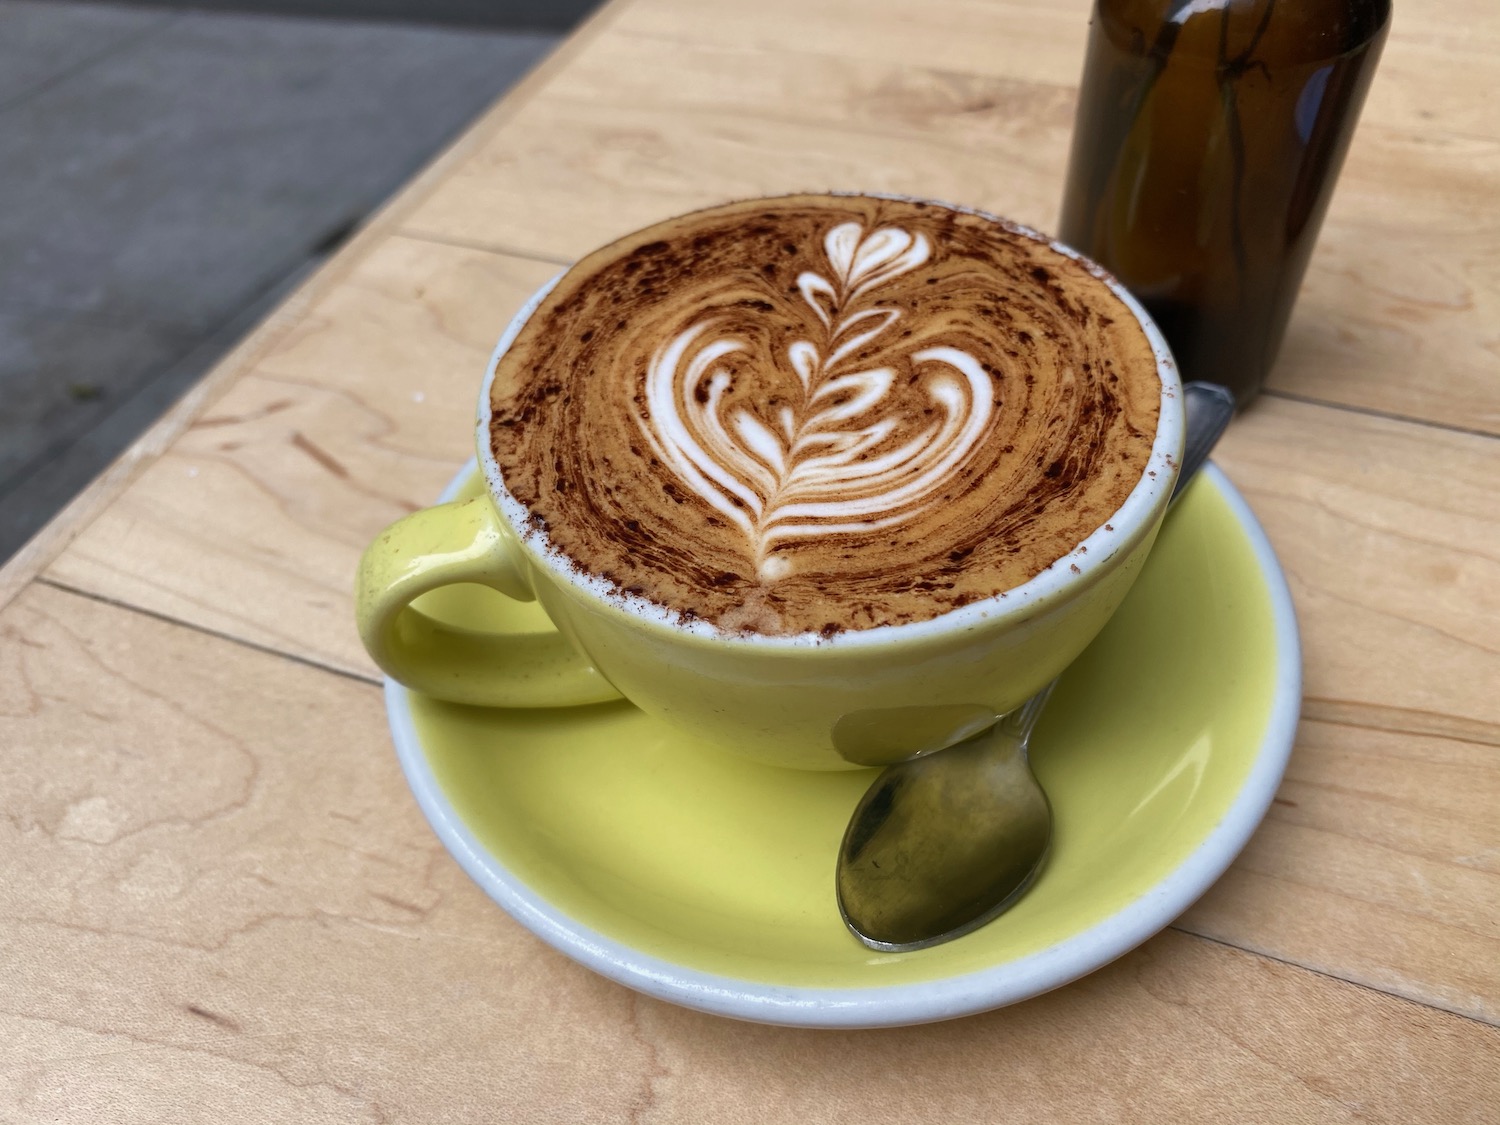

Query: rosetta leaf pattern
639,222,995,580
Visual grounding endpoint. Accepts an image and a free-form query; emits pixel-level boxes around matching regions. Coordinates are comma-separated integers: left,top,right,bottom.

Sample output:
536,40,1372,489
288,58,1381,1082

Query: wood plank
1181,717,1500,1023
395,30,1102,259
1179,396,1500,1021
610,0,1500,140
401,83,1074,257
3,583,1497,1122
397,31,1500,433
1213,395,1498,730
45,236,560,678
0,267,325,618
1273,224,1499,437
1372,36,1500,141
610,0,1094,95
41,237,1500,1019
538,31,1498,237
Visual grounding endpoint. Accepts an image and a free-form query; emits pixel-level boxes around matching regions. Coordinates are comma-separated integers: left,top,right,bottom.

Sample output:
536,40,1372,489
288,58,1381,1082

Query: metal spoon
837,381,1237,952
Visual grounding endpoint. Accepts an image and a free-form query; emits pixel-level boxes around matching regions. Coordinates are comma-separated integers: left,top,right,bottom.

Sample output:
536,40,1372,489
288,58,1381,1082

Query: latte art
489,195,1162,637
640,222,994,580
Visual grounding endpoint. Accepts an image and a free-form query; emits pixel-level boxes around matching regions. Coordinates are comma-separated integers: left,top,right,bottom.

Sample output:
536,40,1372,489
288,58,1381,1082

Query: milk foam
638,222,993,580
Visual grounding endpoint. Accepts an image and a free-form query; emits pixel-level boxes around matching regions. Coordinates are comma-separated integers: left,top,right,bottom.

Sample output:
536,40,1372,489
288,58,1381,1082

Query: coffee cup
356,195,1183,771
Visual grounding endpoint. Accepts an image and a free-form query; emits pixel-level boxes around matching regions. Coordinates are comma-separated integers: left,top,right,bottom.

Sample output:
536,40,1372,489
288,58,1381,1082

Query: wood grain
402,80,1075,260
3,583,1496,1123
6,0,1499,1114
41,238,1500,1023
606,0,1500,138
1181,717,1500,1023
0,269,324,618
1213,396,1498,731
612,0,1095,94
394,25,1500,433
611,0,1500,140
45,237,558,679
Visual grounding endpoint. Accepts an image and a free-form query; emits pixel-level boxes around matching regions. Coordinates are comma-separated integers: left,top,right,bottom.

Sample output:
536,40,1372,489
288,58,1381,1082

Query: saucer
385,460,1300,1028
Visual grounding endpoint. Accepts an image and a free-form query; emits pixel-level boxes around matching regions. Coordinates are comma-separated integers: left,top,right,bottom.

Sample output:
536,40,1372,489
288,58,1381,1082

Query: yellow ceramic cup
357,263,1183,772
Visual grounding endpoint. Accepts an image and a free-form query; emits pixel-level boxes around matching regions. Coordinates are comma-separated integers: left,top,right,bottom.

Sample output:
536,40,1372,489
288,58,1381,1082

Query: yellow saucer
386,462,1300,1027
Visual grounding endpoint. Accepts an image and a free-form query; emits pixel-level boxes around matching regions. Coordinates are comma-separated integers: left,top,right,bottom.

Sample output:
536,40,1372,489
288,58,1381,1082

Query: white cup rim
475,193,1184,651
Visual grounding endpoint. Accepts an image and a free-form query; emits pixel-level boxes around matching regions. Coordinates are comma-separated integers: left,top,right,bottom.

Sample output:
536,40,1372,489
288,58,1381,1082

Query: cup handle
355,496,623,707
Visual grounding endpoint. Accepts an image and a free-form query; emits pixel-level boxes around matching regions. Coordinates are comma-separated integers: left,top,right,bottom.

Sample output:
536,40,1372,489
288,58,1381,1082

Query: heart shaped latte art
638,222,996,580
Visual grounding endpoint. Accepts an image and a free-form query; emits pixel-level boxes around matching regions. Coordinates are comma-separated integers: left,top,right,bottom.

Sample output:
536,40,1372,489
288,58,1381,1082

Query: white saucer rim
385,459,1301,1029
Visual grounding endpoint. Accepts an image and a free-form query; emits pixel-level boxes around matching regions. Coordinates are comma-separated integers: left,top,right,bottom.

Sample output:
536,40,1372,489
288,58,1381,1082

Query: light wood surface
3,0,1497,1119
4,586,1496,1122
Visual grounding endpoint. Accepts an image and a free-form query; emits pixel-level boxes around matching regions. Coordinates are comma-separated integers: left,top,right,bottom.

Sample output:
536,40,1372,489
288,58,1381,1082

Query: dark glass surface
1058,0,1390,405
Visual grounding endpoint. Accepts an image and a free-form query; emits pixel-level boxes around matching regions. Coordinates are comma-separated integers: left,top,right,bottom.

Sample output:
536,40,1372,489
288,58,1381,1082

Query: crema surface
489,195,1161,636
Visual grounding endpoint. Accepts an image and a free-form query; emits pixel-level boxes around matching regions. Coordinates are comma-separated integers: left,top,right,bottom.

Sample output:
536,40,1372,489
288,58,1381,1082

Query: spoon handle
1172,383,1236,504
994,677,1057,742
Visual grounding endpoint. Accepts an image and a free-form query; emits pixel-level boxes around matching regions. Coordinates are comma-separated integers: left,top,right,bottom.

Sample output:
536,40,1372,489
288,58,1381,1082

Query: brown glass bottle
1058,0,1390,405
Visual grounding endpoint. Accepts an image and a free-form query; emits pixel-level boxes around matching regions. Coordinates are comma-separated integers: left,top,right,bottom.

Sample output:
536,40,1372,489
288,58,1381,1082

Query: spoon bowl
837,685,1054,951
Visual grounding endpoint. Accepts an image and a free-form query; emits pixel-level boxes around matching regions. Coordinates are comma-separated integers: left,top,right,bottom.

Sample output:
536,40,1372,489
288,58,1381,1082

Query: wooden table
3,0,1496,1119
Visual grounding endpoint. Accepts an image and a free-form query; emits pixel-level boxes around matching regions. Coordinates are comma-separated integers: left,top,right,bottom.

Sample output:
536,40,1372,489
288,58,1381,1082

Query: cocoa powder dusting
488,194,1160,636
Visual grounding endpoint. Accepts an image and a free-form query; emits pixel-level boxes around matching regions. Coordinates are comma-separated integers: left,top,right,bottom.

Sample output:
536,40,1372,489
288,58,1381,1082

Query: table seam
1172,927,1500,1031
1259,388,1500,443
34,575,382,691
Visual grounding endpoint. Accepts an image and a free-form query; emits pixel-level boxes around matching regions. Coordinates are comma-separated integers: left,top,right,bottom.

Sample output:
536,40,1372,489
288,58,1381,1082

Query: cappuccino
488,195,1160,637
